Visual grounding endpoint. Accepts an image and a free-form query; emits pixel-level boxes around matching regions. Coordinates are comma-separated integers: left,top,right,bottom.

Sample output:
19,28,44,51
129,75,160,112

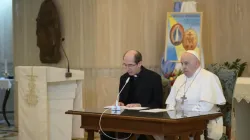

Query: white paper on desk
139,109,168,113
104,106,124,109
104,106,148,110
125,107,148,110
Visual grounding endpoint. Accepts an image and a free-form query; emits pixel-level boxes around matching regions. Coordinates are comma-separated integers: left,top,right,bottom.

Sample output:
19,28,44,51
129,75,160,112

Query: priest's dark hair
134,50,142,64
123,50,142,64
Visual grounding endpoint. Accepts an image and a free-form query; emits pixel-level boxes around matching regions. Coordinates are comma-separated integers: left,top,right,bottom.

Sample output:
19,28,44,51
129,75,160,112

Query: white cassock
154,67,226,140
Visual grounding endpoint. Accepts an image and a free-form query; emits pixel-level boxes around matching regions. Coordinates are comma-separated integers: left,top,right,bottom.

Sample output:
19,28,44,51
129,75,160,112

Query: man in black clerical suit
118,50,163,108
100,50,163,140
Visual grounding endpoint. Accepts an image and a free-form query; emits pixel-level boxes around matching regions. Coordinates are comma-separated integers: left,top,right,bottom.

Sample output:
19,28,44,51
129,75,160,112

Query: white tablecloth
0,78,12,110
0,78,11,89
233,77,250,140
0,77,13,125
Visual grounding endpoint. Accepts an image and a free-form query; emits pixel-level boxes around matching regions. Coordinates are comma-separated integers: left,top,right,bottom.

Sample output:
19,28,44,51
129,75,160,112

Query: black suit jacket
119,66,163,108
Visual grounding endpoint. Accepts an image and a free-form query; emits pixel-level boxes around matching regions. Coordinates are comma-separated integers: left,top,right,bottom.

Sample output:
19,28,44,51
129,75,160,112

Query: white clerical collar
186,67,202,80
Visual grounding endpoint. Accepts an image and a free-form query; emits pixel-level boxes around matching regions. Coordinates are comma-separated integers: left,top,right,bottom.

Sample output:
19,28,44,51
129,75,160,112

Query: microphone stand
111,77,130,114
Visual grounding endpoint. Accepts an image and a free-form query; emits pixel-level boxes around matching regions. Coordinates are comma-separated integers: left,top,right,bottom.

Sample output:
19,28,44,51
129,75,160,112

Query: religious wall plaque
170,23,184,46
182,29,198,50
164,12,203,62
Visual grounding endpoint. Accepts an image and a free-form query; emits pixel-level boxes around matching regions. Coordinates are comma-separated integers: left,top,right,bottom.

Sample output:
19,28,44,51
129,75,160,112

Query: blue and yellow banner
164,12,203,62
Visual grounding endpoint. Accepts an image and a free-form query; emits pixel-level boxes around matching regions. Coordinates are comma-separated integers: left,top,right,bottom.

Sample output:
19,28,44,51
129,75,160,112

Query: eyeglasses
122,63,137,68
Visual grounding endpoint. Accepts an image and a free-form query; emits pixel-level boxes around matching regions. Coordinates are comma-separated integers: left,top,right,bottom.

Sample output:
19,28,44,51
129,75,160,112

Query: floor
0,120,17,140
0,120,100,140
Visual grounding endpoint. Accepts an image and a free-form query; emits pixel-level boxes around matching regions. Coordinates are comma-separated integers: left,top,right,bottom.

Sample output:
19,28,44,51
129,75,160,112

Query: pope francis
155,50,226,140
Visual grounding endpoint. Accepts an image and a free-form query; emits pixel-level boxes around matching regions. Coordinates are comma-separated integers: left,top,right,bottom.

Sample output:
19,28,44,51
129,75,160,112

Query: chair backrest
161,78,171,108
206,64,238,126
206,64,238,104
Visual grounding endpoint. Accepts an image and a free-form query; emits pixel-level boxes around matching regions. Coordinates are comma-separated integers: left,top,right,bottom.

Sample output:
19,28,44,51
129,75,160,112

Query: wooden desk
66,109,222,140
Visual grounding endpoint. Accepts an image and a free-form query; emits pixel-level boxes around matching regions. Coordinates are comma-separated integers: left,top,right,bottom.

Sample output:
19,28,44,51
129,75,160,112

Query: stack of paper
104,106,148,110
139,109,168,113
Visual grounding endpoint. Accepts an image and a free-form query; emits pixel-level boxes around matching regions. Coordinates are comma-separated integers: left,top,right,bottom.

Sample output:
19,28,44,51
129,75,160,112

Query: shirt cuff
166,104,175,111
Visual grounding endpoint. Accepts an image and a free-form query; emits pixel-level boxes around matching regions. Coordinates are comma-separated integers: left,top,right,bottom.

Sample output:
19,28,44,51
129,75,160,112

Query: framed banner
164,12,203,64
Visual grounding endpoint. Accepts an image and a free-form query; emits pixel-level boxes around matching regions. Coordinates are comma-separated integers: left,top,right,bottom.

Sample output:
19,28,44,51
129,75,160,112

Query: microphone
61,38,72,78
112,77,130,111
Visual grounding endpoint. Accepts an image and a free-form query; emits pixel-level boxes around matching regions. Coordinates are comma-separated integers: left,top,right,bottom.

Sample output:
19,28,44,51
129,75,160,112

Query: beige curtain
79,0,172,108
196,0,250,74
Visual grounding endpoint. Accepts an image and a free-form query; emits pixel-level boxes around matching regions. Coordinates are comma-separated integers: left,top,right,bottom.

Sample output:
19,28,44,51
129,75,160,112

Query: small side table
0,77,12,126
233,77,250,140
